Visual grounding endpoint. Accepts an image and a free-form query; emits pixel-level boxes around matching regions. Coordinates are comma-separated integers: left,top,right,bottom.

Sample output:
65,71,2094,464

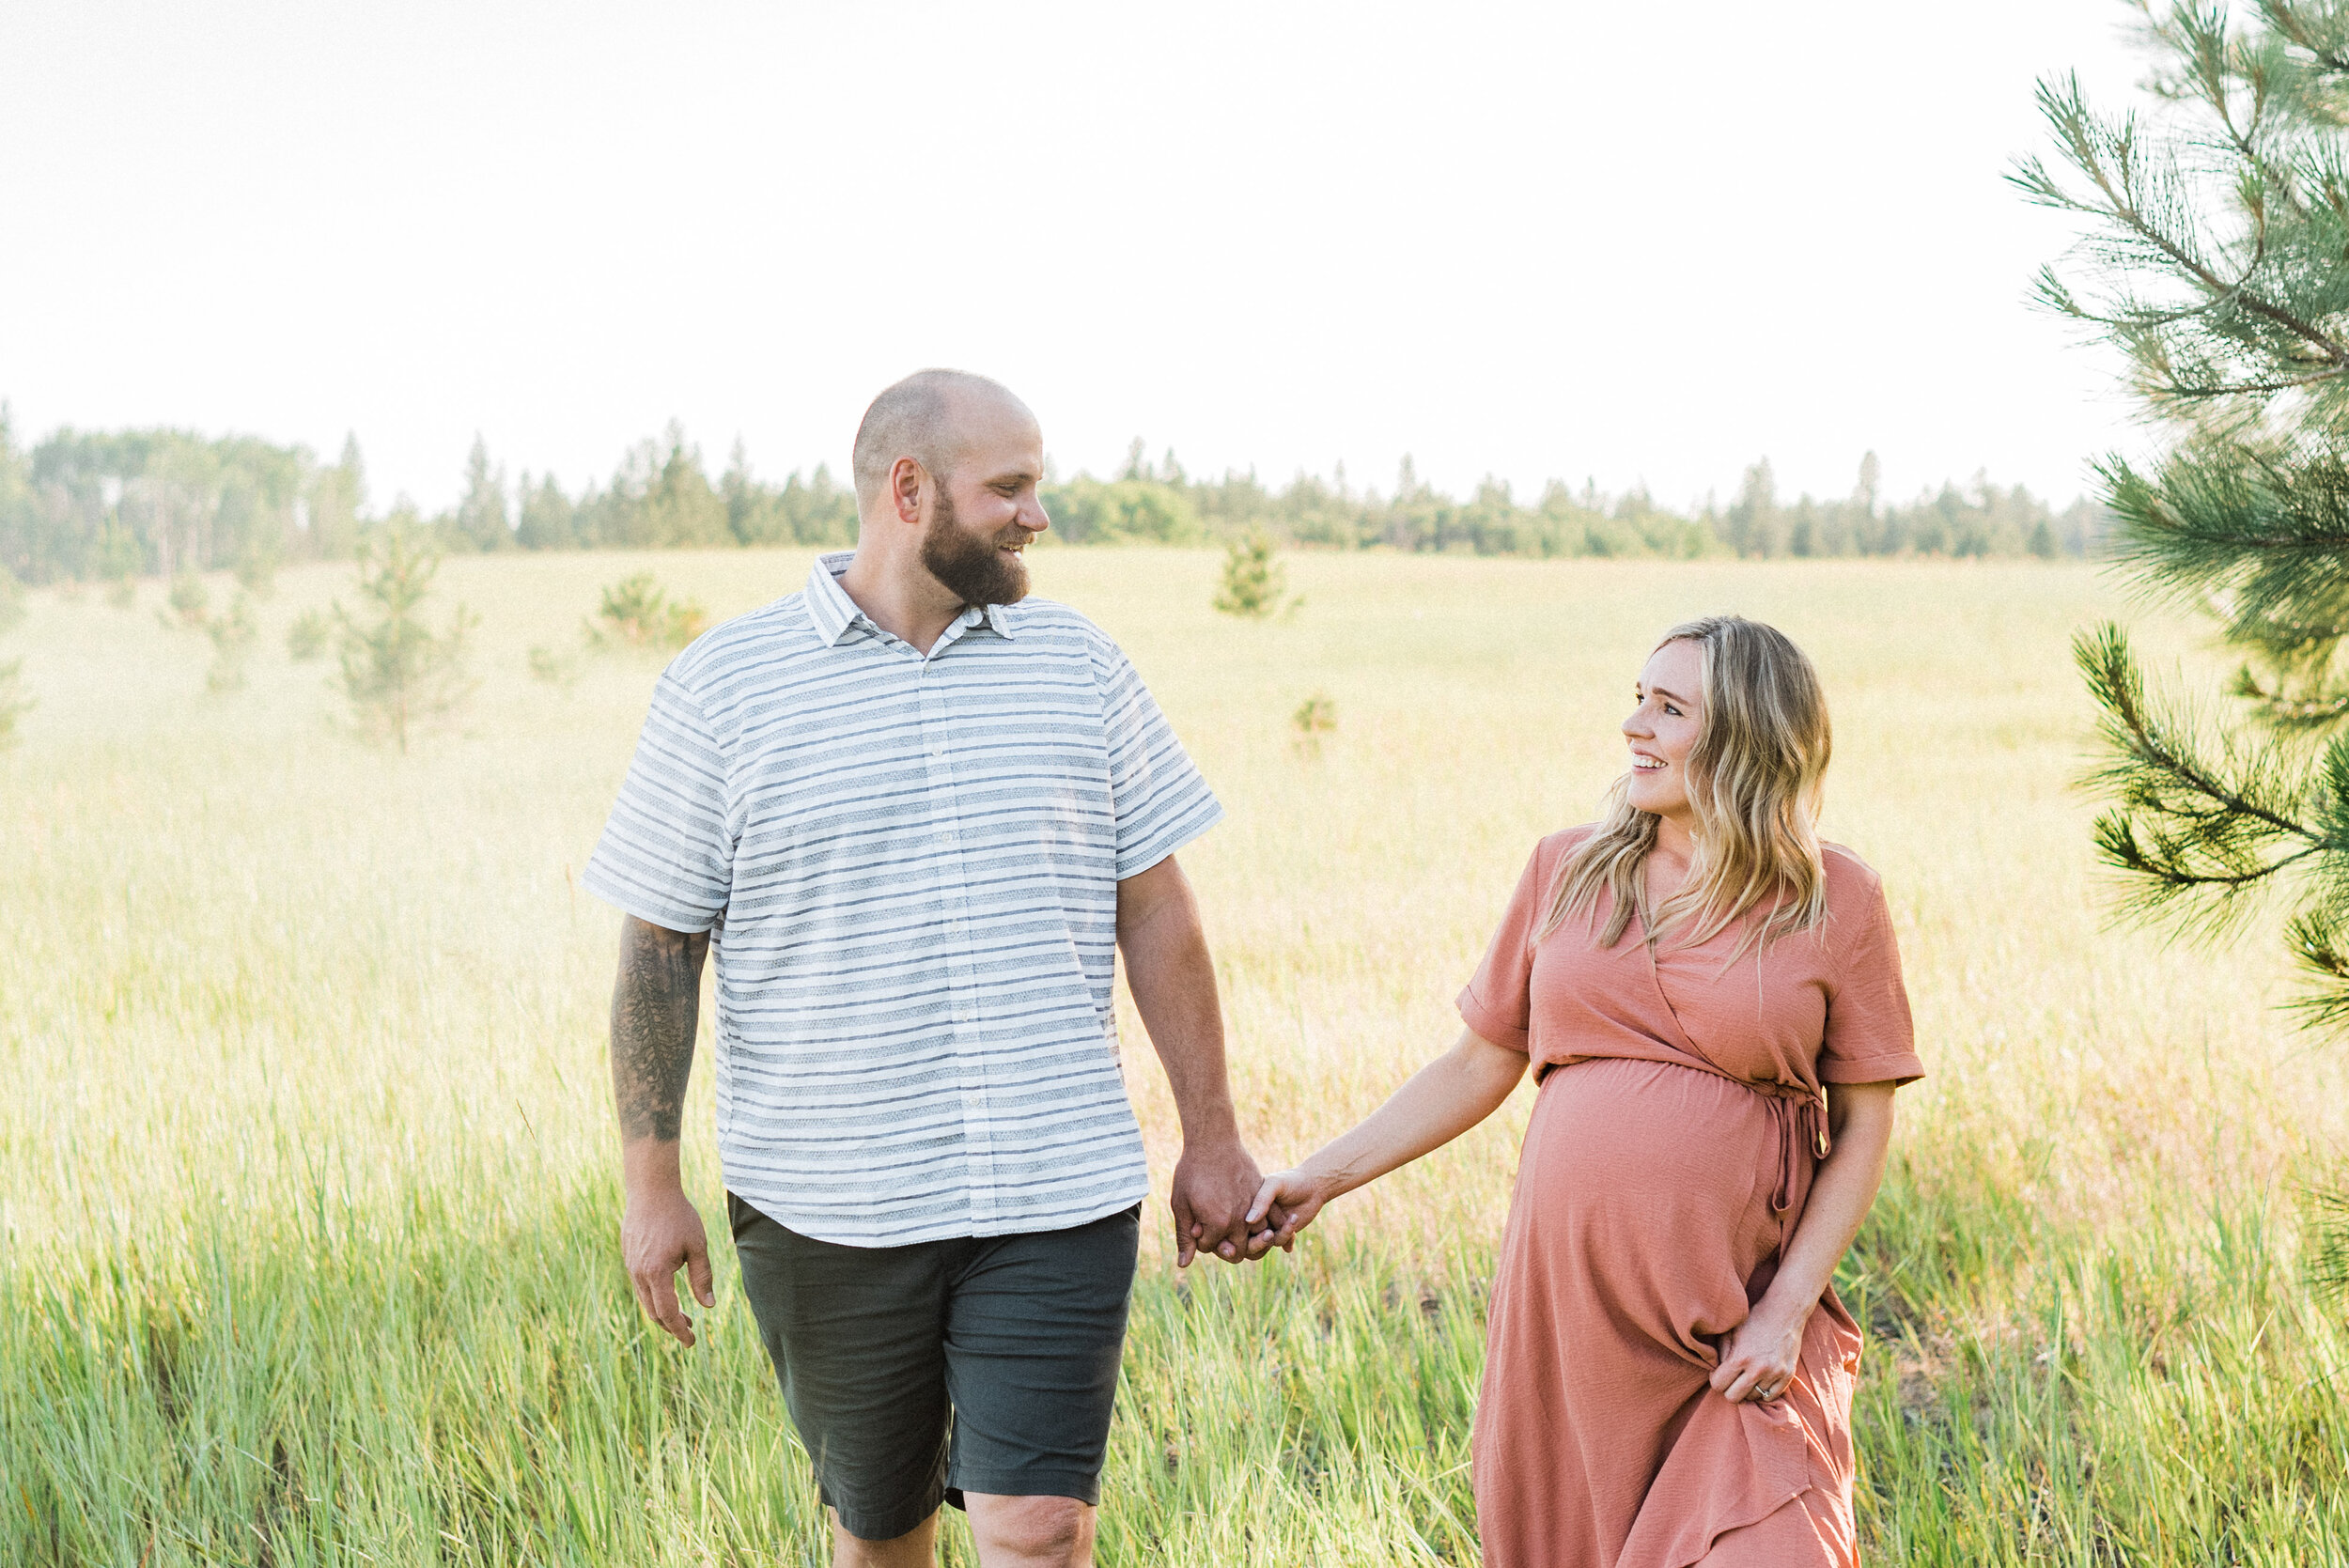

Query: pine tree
515,472,577,551
2019,2,2349,1024
331,522,477,752
308,434,366,560
1724,459,1784,559
452,434,511,551
642,424,728,547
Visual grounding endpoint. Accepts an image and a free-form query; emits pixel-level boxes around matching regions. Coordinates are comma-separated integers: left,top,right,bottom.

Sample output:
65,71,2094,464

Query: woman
1248,616,1922,1567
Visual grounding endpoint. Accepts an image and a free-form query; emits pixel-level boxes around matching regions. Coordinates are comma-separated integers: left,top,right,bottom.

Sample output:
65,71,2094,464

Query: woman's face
1623,637,1705,822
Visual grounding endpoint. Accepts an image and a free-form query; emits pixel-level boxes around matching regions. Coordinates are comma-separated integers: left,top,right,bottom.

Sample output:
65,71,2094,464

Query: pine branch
2018,39,2349,411
2263,0,2349,78
2101,445,2349,613
2287,906,2349,1024
2232,661,2349,726
2076,622,2331,934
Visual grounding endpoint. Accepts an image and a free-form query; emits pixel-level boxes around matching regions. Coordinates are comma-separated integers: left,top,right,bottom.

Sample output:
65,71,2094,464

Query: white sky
1,1,2155,513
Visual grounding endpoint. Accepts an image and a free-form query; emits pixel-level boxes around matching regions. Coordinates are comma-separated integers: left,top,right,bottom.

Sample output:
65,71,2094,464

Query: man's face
918,397,1050,607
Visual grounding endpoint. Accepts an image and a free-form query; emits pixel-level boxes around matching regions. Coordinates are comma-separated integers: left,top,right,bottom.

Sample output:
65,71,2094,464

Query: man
583,368,1274,1568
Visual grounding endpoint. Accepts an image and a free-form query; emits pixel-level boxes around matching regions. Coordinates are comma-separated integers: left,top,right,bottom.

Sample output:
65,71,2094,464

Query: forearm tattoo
611,918,709,1141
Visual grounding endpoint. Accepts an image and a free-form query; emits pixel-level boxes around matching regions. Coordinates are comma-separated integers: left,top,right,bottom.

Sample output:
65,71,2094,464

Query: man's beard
919,489,1031,608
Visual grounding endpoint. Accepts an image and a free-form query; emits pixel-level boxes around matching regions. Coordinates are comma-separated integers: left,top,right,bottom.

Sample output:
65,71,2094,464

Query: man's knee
830,1507,937,1568
968,1493,1095,1565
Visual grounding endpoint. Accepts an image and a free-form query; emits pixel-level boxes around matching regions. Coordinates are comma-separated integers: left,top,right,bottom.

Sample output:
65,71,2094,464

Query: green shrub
161,574,209,631
233,549,276,598
584,572,708,652
527,644,581,691
287,609,330,662
1292,691,1337,753
0,658,29,747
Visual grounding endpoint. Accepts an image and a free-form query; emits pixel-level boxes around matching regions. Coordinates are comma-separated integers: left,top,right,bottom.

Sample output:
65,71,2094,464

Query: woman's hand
1237,1028,1527,1259
1244,1170,1336,1252
1707,1080,1897,1404
1709,1300,1810,1405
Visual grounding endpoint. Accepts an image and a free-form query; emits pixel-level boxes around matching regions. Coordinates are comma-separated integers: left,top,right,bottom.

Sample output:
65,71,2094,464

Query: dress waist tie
1764,1086,1833,1215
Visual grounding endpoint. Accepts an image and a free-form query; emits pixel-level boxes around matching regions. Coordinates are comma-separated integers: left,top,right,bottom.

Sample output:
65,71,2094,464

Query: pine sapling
160,574,209,632
287,609,330,662
205,593,258,692
331,524,478,752
1292,691,1338,756
1214,533,1299,619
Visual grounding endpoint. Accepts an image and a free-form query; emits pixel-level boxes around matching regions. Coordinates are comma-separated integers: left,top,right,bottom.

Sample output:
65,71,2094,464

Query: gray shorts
726,1194,1141,1543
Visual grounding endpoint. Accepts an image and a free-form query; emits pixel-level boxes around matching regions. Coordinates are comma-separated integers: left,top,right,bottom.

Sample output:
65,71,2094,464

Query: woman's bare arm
1245,1028,1527,1250
1708,1079,1898,1403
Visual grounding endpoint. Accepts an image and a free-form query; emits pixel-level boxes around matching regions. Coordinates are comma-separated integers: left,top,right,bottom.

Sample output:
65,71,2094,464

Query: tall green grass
5,551,2346,1562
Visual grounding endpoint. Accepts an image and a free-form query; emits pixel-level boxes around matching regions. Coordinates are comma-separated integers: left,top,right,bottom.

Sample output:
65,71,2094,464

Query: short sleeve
582,672,735,934
1818,879,1924,1086
1097,642,1223,878
1456,844,1548,1054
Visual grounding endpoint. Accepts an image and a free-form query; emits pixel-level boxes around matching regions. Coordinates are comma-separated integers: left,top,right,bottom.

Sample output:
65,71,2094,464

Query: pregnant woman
1249,615,1921,1567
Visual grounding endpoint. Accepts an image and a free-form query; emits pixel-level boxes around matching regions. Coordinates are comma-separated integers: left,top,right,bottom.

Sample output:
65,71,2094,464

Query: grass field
5,547,2348,1565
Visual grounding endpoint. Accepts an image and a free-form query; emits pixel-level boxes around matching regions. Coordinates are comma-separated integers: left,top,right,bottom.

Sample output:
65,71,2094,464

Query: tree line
0,408,2106,587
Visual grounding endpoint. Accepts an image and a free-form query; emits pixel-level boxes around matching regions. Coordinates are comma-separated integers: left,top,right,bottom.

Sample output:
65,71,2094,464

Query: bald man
583,370,1275,1568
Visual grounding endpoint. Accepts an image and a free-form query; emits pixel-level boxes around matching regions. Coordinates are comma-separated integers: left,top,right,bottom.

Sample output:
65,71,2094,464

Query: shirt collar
805,551,862,645
805,550,1021,647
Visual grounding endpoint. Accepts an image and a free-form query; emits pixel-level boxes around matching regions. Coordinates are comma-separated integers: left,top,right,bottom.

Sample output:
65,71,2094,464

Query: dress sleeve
1457,844,1548,1054
582,671,736,935
1819,878,1924,1086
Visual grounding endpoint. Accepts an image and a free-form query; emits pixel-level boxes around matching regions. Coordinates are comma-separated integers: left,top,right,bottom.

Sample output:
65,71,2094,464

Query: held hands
1243,1168,1334,1254
1171,1136,1291,1266
1709,1297,1810,1405
622,1184,716,1346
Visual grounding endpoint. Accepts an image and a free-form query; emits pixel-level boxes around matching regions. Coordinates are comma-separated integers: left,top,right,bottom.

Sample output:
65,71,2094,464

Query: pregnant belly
1507,1056,1788,1345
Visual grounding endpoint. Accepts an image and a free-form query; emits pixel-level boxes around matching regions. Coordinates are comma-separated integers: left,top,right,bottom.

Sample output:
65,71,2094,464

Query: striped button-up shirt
583,551,1223,1246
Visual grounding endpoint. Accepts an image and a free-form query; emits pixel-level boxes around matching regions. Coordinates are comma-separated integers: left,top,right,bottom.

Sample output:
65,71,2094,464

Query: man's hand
623,1182,716,1346
1115,858,1286,1266
1171,1135,1272,1266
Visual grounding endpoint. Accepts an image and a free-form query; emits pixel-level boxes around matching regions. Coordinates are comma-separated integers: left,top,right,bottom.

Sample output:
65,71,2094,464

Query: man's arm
1115,855,1268,1266
613,913,715,1345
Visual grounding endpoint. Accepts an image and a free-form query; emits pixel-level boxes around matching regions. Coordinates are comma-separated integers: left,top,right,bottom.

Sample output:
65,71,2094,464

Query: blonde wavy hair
1540,615,1832,957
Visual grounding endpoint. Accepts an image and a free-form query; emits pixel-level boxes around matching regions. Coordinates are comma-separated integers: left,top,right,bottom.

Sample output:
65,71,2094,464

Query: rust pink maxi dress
1456,829,1923,1568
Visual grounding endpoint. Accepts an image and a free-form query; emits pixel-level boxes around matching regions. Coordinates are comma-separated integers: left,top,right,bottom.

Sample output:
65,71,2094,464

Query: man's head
851,369,1049,607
